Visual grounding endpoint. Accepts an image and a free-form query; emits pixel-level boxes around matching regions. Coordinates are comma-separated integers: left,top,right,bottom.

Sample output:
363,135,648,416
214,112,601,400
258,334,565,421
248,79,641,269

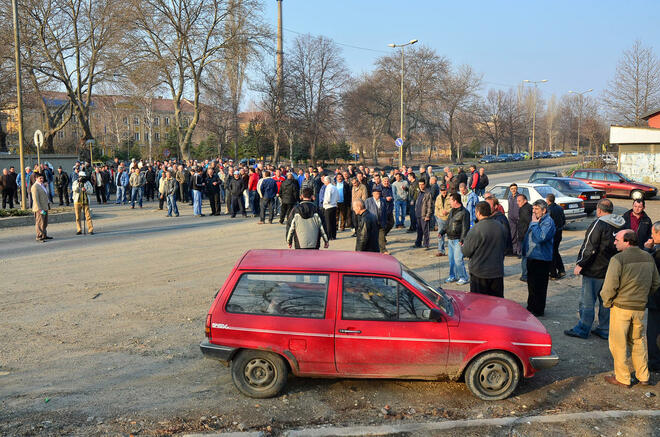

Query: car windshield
560,179,594,190
618,173,635,183
401,266,453,316
534,185,565,198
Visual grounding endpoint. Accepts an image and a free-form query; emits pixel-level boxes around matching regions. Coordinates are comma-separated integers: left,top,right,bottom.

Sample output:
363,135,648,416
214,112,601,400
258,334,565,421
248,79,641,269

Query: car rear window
562,179,593,190
226,273,328,319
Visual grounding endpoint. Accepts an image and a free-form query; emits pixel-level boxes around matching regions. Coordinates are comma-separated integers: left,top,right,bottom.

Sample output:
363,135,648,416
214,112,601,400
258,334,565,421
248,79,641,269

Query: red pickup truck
201,250,558,401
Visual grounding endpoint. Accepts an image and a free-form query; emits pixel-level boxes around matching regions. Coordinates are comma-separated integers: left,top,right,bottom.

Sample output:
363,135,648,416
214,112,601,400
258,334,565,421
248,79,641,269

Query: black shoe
59,203,64,206
200,214,205,217
406,229,415,233
36,239,45,243
89,231,94,235
44,236,53,240
76,231,82,235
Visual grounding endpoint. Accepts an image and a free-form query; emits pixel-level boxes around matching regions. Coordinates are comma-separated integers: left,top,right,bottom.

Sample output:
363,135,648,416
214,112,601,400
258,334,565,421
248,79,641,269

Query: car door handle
338,329,361,334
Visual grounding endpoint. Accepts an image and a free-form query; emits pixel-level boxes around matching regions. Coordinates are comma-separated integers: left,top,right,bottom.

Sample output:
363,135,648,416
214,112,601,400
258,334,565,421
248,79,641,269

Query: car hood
630,181,657,190
447,290,547,334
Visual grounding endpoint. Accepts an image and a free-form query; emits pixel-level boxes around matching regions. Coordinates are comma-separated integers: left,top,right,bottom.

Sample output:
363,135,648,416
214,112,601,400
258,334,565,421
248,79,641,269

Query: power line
282,27,389,54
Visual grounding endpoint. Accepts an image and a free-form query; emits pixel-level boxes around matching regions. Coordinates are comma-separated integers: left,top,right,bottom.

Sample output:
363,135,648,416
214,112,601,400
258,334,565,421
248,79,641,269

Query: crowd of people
2,156,659,386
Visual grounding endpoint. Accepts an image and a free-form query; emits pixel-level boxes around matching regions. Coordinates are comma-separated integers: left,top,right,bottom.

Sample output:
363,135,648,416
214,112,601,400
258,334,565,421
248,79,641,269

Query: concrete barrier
0,211,75,228
0,154,79,172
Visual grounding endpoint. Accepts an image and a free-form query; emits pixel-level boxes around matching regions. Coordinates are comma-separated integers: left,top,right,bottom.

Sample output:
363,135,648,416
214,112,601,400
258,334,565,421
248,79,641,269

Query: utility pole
276,0,286,167
523,79,548,160
388,39,418,170
11,0,27,209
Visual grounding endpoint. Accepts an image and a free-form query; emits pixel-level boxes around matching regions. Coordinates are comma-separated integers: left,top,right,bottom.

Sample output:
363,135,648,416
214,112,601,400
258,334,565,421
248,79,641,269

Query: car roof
536,177,579,182
237,249,402,276
493,183,548,188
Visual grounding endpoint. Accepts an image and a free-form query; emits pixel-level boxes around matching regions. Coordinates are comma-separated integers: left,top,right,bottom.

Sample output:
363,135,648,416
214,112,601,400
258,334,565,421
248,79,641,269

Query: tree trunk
273,133,280,166
371,136,379,165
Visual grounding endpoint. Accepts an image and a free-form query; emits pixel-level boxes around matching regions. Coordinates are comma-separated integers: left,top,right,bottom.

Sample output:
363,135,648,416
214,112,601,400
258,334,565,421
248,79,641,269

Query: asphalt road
1,164,657,436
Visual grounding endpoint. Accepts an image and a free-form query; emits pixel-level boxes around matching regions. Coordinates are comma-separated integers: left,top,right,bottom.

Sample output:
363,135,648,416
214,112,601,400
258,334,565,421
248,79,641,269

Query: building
610,124,660,184
642,109,660,129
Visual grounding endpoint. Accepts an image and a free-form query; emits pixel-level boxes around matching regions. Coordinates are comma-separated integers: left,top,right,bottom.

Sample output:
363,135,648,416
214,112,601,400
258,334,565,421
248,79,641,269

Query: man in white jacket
72,172,94,235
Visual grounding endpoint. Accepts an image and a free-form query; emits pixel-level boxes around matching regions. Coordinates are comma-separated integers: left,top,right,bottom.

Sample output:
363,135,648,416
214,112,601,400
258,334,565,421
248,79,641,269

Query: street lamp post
523,79,548,160
11,0,27,209
388,39,417,170
568,89,593,160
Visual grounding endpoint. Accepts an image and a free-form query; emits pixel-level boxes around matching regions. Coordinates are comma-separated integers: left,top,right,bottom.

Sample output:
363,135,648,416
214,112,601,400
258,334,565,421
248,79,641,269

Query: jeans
193,189,202,215
475,188,485,196
130,186,143,207
116,186,126,204
394,199,407,226
166,194,179,216
521,254,527,279
436,218,447,253
571,276,609,337
448,239,468,281
249,190,260,215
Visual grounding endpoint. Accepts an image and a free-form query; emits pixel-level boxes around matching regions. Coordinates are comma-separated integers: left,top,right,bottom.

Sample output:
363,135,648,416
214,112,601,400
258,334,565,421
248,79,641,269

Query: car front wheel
465,351,521,401
631,190,645,200
231,350,288,398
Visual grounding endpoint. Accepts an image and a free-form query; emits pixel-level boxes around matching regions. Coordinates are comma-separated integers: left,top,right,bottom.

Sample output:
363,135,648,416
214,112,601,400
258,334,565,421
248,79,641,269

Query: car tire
631,190,644,200
231,350,288,398
465,351,520,401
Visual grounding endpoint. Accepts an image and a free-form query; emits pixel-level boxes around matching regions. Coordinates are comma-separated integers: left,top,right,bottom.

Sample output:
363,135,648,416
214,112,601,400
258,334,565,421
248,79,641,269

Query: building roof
237,249,402,276
610,125,660,144
641,109,660,120
24,91,196,114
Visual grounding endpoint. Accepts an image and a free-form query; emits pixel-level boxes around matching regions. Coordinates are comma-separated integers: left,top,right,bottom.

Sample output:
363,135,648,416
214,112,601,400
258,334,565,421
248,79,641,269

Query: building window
133,116,140,125
164,117,170,126
154,132,160,141
104,125,107,134
134,132,140,141
72,130,78,139
58,131,64,139
144,133,149,141
154,117,159,126
123,116,128,125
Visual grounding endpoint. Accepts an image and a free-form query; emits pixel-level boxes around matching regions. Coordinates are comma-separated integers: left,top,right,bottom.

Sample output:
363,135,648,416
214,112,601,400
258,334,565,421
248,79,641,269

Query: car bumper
565,211,586,221
200,340,237,364
529,351,559,370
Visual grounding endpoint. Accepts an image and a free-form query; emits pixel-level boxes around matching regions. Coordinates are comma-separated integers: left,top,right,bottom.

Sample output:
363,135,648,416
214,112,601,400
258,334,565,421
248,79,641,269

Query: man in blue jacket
522,199,556,317
258,171,278,224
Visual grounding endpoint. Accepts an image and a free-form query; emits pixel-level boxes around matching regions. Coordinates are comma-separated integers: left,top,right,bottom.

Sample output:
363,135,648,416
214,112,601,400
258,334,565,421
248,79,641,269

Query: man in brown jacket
350,177,368,237
601,229,660,387
414,179,434,249
31,173,51,242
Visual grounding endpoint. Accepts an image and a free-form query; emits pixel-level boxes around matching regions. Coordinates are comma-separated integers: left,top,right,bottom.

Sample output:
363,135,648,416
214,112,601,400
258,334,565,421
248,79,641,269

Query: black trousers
280,203,295,224
470,274,504,298
527,259,551,316
408,201,417,230
324,207,337,239
648,308,660,372
56,187,69,205
95,186,106,203
208,192,221,215
415,217,430,247
2,190,15,209
180,182,189,203
550,229,565,277
230,195,245,216
260,198,275,222
159,194,166,210
145,182,155,200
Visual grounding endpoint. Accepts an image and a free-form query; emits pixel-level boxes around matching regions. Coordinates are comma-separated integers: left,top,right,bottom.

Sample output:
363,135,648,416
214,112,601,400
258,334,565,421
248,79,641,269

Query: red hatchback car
201,250,558,401
570,169,657,200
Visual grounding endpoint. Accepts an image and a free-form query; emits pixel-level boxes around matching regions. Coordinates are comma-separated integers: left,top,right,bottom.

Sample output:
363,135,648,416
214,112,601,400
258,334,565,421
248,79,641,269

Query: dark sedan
533,177,605,214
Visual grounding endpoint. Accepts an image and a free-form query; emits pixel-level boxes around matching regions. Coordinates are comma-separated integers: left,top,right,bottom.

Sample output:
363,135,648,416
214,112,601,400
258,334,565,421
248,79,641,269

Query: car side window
574,171,588,178
518,187,530,199
342,275,429,321
226,273,328,319
489,186,507,199
605,173,620,182
589,171,605,181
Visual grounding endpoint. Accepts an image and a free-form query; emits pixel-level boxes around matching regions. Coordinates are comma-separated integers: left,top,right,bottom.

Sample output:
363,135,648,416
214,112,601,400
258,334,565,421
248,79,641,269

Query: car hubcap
478,362,511,393
632,191,643,200
244,358,276,389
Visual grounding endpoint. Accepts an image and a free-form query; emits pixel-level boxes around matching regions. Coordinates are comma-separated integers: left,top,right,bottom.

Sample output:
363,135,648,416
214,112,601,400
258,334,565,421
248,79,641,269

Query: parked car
479,154,497,163
487,183,586,221
601,154,618,165
570,169,657,200
201,250,558,401
532,177,606,215
528,170,561,183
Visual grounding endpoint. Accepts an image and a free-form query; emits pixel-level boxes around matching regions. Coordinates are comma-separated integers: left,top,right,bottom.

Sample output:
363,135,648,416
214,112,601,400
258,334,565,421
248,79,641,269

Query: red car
201,250,558,401
570,169,657,200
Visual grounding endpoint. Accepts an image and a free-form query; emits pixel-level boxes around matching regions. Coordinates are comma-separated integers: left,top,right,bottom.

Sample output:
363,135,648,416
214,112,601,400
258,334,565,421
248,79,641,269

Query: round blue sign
395,138,404,147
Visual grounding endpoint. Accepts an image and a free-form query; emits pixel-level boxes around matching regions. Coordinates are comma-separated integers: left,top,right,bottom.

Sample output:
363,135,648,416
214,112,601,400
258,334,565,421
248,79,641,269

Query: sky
255,0,660,103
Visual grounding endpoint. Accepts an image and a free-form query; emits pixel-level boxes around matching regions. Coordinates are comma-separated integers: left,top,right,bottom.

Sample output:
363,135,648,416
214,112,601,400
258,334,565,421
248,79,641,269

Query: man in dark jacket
643,221,660,372
366,187,391,253
445,193,470,284
279,172,300,224
522,199,556,317
623,199,653,249
507,183,521,255
227,171,246,217
518,194,533,281
335,173,352,231
54,167,70,206
484,193,513,255
414,179,434,249
144,165,156,201
258,171,278,224
462,201,507,297
546,194,566,280
353,199,379,252
565,198,625,339
286,187,329,249
205,168,222,216
475,167,489,196
407,173,419,233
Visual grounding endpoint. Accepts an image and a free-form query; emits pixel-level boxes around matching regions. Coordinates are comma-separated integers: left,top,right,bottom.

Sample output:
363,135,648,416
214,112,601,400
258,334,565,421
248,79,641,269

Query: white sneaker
456,279,469,285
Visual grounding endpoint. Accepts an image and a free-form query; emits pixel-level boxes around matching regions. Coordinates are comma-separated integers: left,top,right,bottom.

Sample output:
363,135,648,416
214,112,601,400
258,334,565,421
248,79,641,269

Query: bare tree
201,65,232,158
544,94,560,151
478,89,508,155
288,34,348,163
604,40,660,126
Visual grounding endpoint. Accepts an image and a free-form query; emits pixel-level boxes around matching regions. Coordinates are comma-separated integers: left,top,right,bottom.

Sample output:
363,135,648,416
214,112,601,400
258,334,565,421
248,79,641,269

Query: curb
0,212,75,228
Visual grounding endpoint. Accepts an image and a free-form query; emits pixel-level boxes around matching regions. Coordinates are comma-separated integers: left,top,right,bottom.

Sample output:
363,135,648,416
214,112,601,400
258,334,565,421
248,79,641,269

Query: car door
334,274,449,377
605,172,627,196
587,171,608,192
489,185,508,212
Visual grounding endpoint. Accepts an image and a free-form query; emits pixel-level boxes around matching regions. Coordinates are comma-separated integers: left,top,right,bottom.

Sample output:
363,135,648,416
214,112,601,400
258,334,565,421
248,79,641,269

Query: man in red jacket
248,167,260,217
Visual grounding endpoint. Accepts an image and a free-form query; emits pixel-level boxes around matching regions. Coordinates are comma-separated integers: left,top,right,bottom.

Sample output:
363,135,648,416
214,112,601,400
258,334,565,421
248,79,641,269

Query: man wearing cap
228,170,247,218
72,172,94,235
31,173,51,242
54,166,70,206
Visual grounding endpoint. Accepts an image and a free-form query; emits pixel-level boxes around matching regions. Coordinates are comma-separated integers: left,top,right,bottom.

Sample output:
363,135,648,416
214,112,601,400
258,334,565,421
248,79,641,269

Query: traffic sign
33,130,44,149
395,138,404,148
163,149,170,158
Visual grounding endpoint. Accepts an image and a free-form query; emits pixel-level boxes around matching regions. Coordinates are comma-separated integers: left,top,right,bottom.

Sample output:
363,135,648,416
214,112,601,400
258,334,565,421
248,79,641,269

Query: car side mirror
423,308,444,322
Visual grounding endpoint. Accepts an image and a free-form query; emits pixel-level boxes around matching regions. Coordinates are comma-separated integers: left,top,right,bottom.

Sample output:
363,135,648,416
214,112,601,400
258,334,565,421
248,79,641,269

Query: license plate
568,204,578,209
591,195,600,199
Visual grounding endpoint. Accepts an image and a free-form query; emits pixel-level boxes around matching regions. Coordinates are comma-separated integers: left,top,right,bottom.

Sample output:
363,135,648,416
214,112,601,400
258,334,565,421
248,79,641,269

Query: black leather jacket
446,205,470,243
355,210,380,252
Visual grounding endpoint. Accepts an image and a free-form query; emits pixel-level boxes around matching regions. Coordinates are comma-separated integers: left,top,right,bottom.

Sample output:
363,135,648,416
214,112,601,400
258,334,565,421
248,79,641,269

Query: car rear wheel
631,190,645,200
231,350,288,398
465,352,520,401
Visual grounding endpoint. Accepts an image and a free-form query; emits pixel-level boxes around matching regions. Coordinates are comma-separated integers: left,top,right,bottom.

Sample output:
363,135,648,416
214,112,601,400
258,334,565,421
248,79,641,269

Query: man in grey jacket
286,188,329,249
462,201,507,297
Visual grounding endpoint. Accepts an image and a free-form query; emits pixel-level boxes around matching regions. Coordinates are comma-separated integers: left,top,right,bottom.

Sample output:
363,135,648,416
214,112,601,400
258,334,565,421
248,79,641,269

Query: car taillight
205,314,212,338
578,195,586,200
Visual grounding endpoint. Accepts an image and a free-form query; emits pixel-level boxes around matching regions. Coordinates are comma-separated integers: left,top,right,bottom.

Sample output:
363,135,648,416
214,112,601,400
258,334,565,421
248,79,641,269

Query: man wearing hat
228,170,247,217
72,171,94,235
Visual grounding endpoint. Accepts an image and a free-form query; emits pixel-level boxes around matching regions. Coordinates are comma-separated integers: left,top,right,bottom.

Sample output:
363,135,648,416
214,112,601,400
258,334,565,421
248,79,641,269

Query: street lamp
568,89,593,160
388,39,418,170
523,79,548,160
